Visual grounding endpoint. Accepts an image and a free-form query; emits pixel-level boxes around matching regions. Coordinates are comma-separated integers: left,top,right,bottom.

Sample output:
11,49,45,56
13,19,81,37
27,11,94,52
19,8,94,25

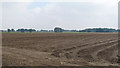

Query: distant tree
32,29,36,32
11,29,15,32
21,28,25,32
28,29,36,32
16,29,20,32
40,30,48,32
7,29,11,32
54,27,63,32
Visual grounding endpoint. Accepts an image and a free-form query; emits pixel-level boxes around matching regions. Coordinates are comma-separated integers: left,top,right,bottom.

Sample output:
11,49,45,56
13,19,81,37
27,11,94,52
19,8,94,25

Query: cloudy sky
1,0,119,30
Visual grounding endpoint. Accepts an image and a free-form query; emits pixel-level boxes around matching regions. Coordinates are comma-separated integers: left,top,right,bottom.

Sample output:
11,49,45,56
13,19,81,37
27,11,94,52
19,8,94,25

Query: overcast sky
1,0,119,30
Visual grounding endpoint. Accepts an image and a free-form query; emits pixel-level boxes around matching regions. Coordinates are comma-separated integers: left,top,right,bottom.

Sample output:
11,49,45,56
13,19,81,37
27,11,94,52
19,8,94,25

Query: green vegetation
54,27,63,32
2,44,7,46
1,27,119,33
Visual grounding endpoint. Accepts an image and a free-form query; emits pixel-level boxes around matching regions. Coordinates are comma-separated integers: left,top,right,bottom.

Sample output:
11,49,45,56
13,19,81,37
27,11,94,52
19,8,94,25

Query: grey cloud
2,2,118,30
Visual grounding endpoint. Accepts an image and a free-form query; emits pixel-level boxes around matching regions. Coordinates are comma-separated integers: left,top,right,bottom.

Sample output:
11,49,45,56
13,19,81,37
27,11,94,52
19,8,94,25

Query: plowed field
2,33,119,66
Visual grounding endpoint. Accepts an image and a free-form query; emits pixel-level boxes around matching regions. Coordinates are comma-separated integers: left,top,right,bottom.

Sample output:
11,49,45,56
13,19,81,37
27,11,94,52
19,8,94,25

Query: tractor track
51,38,118,66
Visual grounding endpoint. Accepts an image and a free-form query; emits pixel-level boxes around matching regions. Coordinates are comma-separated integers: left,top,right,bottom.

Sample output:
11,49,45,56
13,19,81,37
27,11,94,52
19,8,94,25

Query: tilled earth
2,33,119,66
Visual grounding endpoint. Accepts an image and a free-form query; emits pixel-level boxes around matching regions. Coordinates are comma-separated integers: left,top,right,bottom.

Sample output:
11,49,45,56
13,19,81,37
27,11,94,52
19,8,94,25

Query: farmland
2,33,119,66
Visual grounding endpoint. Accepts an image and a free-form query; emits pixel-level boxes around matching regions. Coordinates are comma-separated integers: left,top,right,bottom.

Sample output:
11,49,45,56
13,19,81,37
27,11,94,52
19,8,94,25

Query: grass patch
2,44,7,46
62,32,88,33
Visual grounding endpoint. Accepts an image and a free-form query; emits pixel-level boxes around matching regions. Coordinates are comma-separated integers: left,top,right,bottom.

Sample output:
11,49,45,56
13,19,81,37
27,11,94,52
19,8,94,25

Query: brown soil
2,33,119,66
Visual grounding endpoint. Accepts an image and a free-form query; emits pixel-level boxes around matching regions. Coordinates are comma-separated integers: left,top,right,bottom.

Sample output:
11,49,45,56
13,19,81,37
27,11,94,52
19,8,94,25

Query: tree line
79,28,118,32
1,27,119,32
54,27,118,32
7,28,36,32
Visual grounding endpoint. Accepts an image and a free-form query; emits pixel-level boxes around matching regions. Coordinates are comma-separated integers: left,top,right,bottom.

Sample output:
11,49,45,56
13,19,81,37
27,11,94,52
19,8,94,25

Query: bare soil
2,33,119,66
